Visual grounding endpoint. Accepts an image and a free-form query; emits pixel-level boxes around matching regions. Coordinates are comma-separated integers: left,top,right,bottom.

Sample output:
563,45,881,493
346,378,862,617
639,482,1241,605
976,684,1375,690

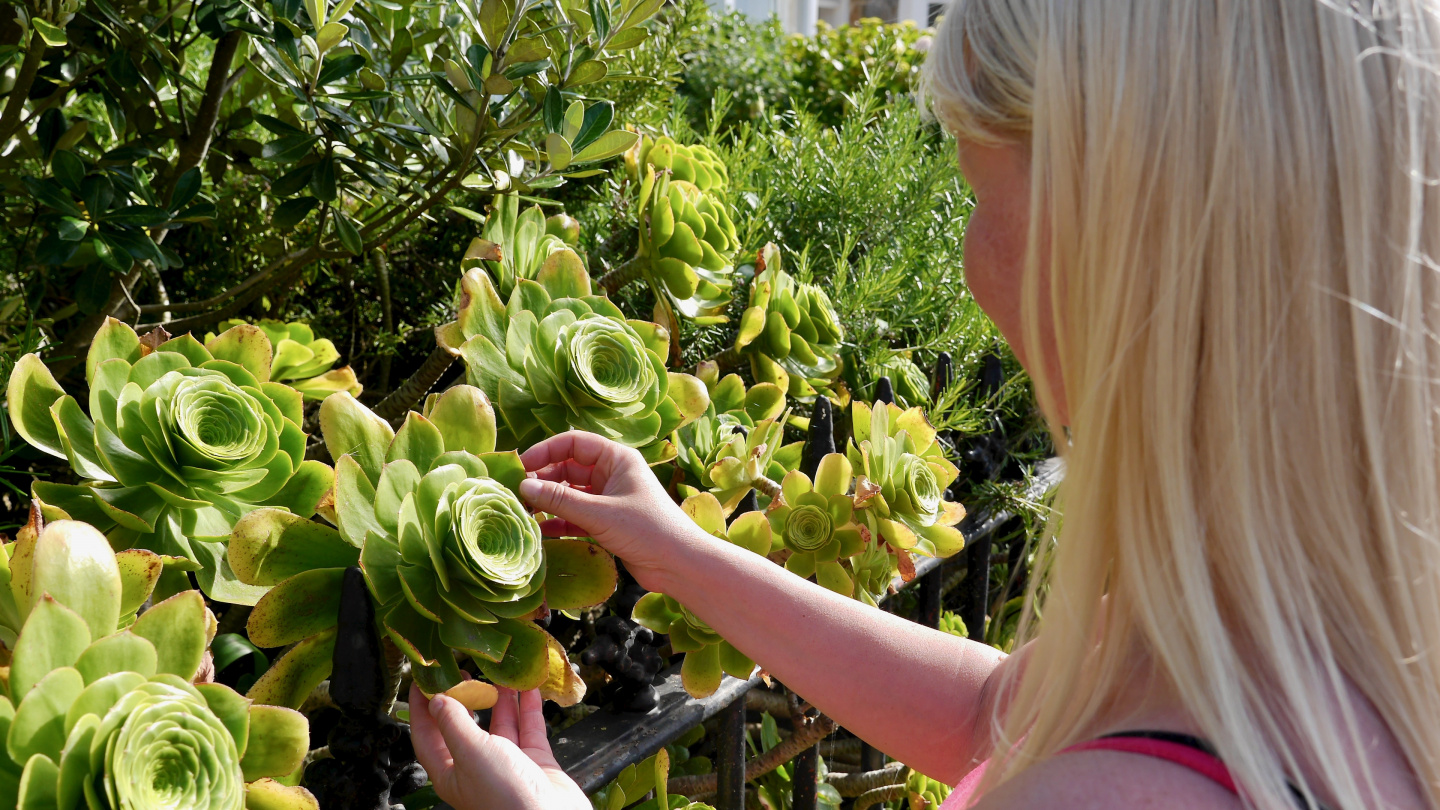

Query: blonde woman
407,1,1440,808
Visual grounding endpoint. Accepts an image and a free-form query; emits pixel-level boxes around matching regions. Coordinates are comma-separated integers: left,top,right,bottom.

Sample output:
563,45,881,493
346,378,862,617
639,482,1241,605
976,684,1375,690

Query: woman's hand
409,684,590,810
518,431,708,593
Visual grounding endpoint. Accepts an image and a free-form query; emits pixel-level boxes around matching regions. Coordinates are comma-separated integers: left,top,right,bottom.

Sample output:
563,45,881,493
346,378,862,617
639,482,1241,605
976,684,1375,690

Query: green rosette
5,318,333,602
229,385,618,702
769,455,865,598
437,255,709,464
634,164,740,325
847,400,967,559
0,518,313,809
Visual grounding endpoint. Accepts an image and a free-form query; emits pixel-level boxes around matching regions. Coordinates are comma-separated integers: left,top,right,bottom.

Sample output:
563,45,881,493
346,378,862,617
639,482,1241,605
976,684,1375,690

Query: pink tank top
938,732,1238,809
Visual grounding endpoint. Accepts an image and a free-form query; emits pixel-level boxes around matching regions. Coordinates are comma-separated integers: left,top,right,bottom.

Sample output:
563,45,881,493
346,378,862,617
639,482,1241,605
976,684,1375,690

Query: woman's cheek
964,209,1029,365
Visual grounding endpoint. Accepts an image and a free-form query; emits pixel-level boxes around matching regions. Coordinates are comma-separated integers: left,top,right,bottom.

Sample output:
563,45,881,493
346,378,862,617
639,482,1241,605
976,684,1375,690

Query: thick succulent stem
597,254,648,295
853,784,907,810
753,475,782,501
824,762,907,797
666,713,837,797
704,345,744,373
373,343,454,422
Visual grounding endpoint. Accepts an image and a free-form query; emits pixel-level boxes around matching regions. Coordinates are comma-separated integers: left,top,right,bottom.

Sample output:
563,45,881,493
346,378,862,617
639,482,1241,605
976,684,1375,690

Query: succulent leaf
733,245,846,403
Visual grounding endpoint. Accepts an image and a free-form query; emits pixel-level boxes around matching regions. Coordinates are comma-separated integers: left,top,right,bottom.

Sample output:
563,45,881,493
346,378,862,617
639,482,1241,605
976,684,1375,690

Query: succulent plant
770,455,865,598
463,192,574,298
206,319,362,402
633,159,740,326
5,319,333,602
0,519,313,809
847,401,967,559
873,352,933,411
845,542,896,608
632,493,769,698
939,610,969,638
702,413,802,514
627,135,729,194
437,258,710,463
591,743,715,810
734,244,845,401
906,769,952,810
672,361,797,507
227,385,617,701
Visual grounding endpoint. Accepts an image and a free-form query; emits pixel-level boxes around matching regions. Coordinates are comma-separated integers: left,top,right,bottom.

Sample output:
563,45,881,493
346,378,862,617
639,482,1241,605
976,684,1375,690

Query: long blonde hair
925,2,1440,808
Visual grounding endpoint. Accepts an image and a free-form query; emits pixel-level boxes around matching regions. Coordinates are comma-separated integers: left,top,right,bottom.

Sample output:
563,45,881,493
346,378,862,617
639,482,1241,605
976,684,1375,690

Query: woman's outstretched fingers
408,685,455,775
429,694,489,758
519,477,600,521
539,517,589,537
490,686,521,743
520,431,612,472
517,689,552,754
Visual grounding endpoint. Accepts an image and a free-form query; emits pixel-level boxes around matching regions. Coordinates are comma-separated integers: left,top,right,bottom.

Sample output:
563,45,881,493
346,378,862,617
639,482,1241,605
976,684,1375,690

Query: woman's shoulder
967,747,1244,810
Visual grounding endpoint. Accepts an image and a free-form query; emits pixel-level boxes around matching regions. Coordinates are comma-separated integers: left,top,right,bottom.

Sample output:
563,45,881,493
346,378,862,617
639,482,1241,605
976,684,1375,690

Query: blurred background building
710,0,939,36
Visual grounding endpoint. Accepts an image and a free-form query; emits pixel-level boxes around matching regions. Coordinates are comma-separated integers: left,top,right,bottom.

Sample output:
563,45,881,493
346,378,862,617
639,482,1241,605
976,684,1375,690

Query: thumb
519,478,599,524
428,694,489,757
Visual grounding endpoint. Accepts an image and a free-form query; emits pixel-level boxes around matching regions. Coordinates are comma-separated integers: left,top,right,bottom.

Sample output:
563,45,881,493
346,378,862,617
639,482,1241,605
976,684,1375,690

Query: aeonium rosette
5,318,333,602
847,400,967,562
437,257,709,464
227,385,617,703
672,361,800,511
769,454,865,598
632,493,770,698
0,518,312,809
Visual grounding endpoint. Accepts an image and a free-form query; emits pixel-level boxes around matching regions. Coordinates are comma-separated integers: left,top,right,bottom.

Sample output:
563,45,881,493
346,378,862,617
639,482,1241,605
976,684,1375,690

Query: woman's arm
520,432,1008,783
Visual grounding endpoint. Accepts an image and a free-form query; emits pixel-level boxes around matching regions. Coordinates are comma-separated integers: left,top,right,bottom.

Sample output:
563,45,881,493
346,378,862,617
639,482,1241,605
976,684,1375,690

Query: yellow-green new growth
208,318,362,402
734,244,845,401
847,400,966,559
632,137,740,324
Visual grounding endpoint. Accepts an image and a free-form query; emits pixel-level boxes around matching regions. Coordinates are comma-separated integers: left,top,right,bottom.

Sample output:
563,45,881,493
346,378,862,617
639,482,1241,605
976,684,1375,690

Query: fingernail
518,478,542,499
429,695,448,717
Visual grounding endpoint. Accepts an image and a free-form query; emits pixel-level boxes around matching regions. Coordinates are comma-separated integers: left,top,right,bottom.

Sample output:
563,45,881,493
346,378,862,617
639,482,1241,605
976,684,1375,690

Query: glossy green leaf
246,628,335,710
240,705,309,780
10,597,91,700
246,568,345,648
129,591,207,680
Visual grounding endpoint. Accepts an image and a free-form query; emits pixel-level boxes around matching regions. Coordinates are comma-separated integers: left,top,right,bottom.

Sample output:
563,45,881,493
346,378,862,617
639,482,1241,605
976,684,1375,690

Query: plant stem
170,30,245,196
0,32,46,146
373,343,454,423
371,247,394,392
597,254,647,295
666,713,837,797
705,345,743,373
853,785,906,810
753,475,782,501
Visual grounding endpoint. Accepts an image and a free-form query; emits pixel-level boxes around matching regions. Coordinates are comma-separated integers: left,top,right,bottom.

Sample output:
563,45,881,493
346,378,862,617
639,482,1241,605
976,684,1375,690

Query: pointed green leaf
319,392,394,485
473,618,549,691
206,324,275,383
64,671,145,738
422,386,496,456
195,682,251,757
8,667,84,763
6,355,67,459
30,520,122,640
542,539,616,611
246,628,335,710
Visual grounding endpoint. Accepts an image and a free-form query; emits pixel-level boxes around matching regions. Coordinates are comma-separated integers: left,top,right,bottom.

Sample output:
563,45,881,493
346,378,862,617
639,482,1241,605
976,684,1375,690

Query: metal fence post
957,533,992,643
918,565,943,629
791,744,819,810
715,695,748,810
